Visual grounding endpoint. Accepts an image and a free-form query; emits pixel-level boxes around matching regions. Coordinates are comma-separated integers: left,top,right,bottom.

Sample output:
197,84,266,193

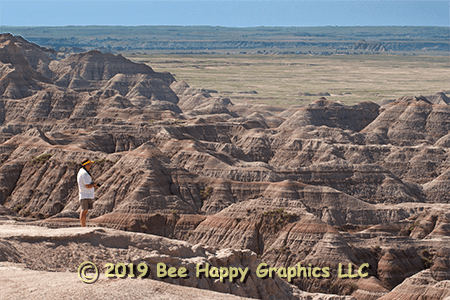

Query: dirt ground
0,261,251,300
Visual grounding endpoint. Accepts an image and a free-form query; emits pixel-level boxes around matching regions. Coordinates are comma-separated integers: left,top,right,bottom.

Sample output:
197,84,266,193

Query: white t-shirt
77,168,94,199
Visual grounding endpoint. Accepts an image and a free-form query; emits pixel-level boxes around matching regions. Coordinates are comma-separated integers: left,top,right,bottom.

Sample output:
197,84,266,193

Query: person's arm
82,173,98,189
84,182,98,189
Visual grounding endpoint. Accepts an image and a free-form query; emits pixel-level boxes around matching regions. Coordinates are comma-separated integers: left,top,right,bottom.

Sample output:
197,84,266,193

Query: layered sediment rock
0,224,355,300
2,33,450,299
378,270,450,300
362,95,450,145
279,98,379,132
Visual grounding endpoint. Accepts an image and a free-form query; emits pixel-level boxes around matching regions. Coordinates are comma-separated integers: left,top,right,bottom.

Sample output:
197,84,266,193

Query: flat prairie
130,53,449,107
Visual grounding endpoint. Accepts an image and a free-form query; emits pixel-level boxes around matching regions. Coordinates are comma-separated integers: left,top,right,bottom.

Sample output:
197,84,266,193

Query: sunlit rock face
1,33,450,299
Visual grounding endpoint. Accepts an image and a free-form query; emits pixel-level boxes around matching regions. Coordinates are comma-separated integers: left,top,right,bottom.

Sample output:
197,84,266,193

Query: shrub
13,204,24,213
31,153,53,164
200,186,213,200
421,249,433,268
422,257,433,268
263,208,297,222
19,210,31,217
93,158,106,164
279,246,289,253
409,221,420,231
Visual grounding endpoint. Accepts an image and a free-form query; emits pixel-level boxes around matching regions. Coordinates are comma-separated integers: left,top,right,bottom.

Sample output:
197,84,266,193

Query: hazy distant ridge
2,25,449,54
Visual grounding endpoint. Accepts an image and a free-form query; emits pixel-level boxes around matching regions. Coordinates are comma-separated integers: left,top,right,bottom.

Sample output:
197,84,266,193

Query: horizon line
2,24,449,28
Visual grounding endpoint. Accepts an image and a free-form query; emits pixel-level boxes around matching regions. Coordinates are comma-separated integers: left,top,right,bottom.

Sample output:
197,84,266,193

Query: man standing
77,159,99,227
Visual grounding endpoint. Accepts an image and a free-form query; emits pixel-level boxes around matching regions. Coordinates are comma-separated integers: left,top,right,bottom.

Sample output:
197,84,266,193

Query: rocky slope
0,224,355,300
1,33,450,299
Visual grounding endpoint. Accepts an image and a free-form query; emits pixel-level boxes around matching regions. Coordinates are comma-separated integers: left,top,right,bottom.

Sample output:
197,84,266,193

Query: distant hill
1,25,448,55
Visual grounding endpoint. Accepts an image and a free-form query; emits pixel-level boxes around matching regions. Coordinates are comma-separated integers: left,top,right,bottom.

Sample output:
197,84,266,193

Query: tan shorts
80,199,94,211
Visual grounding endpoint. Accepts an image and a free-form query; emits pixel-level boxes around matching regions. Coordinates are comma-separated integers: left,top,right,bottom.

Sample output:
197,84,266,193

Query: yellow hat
82,160,92,166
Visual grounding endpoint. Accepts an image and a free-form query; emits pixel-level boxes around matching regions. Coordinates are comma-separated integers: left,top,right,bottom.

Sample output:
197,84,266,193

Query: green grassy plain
128,53,449,107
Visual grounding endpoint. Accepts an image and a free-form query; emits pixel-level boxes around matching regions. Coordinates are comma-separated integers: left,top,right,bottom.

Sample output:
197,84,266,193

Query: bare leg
80,209,89,227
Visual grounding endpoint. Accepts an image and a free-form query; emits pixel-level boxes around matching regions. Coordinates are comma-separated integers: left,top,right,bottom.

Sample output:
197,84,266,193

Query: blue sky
0,1,449,27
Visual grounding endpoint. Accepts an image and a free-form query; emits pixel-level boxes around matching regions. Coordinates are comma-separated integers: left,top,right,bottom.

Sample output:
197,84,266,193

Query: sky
0,1,449,27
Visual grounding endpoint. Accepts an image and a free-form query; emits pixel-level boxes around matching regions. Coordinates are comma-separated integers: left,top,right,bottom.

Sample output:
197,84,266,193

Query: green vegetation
421,249,433,268
30,153,53,164
263,208,285,215
421,256,433,268
279,246,289,253
93,158,107,164
409,221,420,231
182,231,194,240
349,283,358,294
19,210,31,217
200,186,213,200
270,245,290,254
13,204,24,213
263,208,297,222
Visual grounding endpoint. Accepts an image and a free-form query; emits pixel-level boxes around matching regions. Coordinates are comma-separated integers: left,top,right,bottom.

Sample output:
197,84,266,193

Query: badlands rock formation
1,33,450,299
0,224,357,300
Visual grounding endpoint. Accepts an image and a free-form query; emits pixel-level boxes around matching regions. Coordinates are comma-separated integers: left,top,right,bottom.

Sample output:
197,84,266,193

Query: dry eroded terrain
1,33,450,299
